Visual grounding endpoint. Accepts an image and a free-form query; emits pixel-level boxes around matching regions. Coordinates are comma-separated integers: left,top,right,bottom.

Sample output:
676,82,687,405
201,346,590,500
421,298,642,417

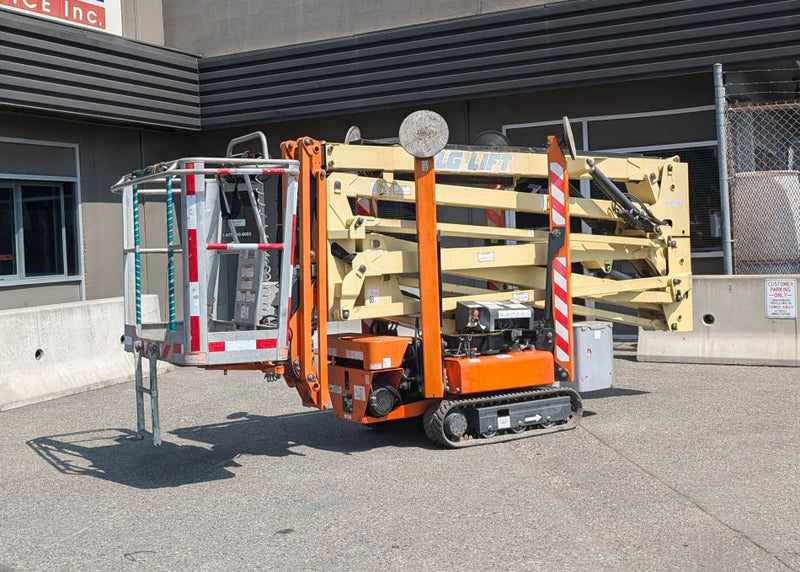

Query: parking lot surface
1,349,798,571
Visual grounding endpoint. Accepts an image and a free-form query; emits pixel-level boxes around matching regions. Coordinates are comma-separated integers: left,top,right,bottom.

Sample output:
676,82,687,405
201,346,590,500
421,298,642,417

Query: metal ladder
134,342,162,445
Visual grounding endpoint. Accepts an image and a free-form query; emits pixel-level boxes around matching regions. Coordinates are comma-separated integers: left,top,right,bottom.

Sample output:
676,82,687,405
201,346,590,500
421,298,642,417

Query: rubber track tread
423,387,582,448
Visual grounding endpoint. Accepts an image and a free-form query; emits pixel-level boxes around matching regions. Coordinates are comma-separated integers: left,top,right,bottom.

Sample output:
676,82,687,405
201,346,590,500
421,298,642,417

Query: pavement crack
42,526,89,552
578,425,798,572
123,550,157,563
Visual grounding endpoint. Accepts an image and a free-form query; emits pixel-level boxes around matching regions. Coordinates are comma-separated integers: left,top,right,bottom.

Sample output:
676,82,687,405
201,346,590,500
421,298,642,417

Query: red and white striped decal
286,178,299,345
486,208,503,227
552,256,570,363
549,161,566,227
208,339,278,352
547,137,573,379
156,343,183,360
213,168,286,176
206,242,284,251
356,197,378,218
185,162,202,353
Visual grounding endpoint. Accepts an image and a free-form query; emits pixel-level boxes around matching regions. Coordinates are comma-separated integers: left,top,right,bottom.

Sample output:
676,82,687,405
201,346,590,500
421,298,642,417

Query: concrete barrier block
0,296,171,411
638,275,800,366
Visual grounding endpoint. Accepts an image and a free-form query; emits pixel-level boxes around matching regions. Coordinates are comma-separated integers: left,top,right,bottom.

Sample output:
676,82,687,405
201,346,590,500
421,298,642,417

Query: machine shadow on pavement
26,410,432,490
579,387,648,400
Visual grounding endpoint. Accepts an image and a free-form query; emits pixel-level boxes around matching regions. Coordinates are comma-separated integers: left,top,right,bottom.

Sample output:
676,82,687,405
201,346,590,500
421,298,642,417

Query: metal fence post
714,63,734,274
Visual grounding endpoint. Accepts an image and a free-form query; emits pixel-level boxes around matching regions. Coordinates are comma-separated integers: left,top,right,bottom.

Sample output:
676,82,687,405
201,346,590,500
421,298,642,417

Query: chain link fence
727,100,800,274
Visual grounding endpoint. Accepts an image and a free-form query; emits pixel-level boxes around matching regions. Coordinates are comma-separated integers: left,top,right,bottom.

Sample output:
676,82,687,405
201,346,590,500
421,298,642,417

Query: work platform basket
111,133,299,367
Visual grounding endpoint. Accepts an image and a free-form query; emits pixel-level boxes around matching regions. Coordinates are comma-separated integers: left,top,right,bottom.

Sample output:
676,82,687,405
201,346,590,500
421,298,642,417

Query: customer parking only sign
765,278,797,319
0,0,122,35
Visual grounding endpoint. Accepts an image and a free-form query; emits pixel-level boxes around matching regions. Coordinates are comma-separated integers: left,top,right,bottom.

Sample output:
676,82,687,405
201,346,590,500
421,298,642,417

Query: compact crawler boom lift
112,113,692,447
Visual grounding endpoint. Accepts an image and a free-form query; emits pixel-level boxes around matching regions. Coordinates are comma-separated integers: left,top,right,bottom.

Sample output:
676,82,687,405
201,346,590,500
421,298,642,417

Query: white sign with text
765,278,797,319
1,0,122,36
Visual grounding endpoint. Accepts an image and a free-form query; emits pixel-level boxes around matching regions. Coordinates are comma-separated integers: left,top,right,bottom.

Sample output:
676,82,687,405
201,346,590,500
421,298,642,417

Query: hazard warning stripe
213,168,286,176
356,197,378,217
206,242,284,251
158,343,183,359
289,215,297,261
185,162,202,353
486,209,503,227
553,256,570,363
547,137,572,377
185,164,196,195
286,183,298,345
189,316,201,352
549,161,566,226
208,339,278,352
187,230,199,281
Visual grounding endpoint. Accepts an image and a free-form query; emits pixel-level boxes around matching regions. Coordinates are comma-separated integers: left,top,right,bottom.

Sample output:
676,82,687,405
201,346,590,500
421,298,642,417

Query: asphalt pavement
0,346,798,571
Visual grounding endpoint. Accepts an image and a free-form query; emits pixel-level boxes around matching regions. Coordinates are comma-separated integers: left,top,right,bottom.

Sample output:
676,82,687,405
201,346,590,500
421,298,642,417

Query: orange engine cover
444,350,555,395
327,334,411,370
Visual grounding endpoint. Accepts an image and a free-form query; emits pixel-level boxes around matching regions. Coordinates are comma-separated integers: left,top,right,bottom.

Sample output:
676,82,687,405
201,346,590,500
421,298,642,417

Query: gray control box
455,300,535,333
560,321,614,393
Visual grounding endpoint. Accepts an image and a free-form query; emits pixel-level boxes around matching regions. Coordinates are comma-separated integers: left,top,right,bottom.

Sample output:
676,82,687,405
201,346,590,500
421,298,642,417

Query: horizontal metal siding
199,0,800,128
0,10,200,130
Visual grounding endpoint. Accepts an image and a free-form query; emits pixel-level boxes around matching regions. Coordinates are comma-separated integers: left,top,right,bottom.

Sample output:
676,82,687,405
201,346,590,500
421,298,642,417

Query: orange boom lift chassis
281,113,582,447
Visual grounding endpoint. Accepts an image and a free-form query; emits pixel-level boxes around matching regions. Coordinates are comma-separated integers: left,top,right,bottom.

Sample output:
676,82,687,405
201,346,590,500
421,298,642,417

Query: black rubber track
423,387,582,448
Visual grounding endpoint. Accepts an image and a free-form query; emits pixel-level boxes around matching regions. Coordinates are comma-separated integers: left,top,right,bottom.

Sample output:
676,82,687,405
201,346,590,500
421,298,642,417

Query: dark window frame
0,179,81,281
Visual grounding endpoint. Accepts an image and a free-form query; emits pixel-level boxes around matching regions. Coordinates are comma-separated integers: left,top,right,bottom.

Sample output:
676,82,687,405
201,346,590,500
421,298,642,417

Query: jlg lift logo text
435,150,513,174
1,0,121,34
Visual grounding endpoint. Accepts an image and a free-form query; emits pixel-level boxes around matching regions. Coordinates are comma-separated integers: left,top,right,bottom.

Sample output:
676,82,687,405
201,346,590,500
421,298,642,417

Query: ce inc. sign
0,0,122,35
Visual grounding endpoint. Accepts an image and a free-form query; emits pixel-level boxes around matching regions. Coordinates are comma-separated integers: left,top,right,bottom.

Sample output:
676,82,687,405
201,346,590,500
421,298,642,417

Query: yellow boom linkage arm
319,142,692,334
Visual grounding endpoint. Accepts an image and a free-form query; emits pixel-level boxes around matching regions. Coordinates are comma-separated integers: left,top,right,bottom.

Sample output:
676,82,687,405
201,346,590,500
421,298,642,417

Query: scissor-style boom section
321,142,692,335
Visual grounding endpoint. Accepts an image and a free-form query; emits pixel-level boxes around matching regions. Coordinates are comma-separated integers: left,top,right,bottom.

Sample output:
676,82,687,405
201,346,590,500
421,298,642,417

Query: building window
0,181,80,280
652,146,722,253
502,106,722,255
588,146,722,252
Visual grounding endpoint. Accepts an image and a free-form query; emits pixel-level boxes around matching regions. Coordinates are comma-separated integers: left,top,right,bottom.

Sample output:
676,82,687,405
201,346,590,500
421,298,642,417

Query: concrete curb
638,275,800,366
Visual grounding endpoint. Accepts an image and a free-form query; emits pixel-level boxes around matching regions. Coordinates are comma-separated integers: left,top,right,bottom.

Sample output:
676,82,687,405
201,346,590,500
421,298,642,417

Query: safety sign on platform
765,278,797,319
